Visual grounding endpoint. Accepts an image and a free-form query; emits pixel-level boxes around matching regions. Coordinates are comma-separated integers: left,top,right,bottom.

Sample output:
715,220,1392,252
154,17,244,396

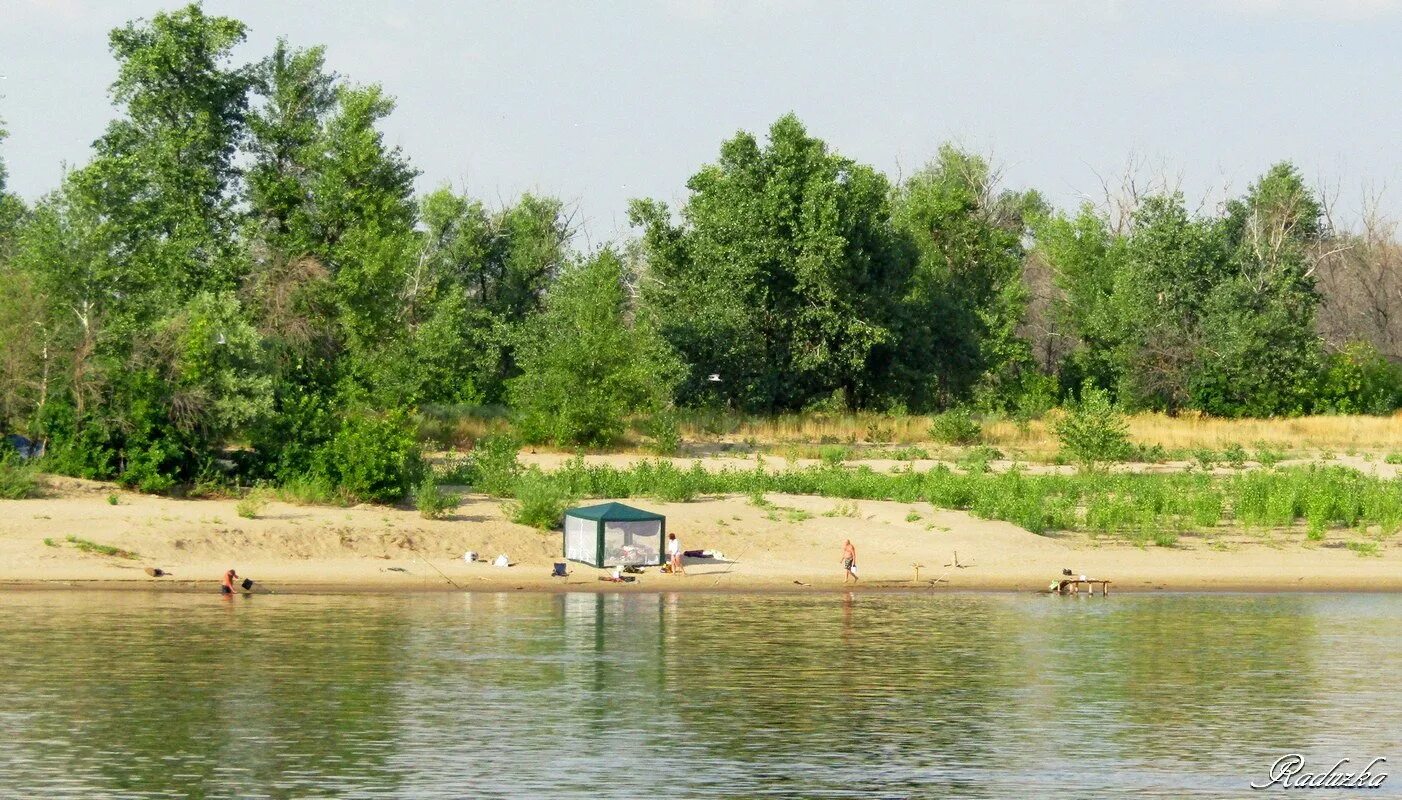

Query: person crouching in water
842,540,858,584
667,532,685,575
221,568,239,595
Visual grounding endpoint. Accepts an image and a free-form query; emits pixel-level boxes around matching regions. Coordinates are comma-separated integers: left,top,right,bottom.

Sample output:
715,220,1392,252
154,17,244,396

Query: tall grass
482,456,1402,541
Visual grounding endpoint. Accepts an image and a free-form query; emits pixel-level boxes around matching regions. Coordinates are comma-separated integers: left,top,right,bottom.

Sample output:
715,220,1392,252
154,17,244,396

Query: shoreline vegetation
0,7,1400,593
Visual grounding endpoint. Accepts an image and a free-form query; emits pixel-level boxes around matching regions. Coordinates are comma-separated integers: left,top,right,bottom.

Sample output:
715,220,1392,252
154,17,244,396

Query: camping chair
551,562,568,578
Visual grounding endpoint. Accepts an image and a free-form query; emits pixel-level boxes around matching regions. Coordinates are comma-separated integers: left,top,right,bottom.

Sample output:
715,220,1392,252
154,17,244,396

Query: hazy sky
4,0,1402,240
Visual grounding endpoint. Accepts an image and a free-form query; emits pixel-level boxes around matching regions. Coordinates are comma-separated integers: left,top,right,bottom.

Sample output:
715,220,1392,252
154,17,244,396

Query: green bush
0,455,40,499
1386,453,1402,465
451,433,521,496
929,408,981,445
819,445,850,466
507,469,572,529
313,411,424,503
956,445,1003,474
1317,341,1402,414
236,489,270,519
642,410,682,455
509,251,683,447
1221,443,1247,469
413,476,459,519
1053,384,1131,471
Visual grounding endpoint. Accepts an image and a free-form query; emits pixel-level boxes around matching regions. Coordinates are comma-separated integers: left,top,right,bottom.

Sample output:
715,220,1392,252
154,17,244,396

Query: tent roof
564,502,665,522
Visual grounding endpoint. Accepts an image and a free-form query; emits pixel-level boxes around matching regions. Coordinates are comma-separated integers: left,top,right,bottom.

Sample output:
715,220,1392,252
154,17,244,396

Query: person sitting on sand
842,540,858,583
221,568,239,595
668,532,685,575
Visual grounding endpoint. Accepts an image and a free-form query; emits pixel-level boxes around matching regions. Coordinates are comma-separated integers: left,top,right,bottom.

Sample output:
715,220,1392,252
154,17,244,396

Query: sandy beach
1,474,1399,594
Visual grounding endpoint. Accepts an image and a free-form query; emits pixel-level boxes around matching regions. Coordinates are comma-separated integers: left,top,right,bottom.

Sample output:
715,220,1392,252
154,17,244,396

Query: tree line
1,5,1399,499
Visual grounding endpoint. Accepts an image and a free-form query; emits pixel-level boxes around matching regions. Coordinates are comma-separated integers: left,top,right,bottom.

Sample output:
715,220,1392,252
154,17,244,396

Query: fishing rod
414,551,463,590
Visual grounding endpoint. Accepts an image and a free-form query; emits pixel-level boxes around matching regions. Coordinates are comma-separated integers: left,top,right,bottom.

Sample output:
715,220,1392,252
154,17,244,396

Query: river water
0,591,1398,798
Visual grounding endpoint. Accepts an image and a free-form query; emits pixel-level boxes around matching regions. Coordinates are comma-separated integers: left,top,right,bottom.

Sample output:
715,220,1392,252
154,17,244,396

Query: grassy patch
65,535,137,559
1347,540,1382,558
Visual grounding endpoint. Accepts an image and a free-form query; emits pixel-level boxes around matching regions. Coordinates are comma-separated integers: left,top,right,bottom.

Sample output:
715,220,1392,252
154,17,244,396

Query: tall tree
889,146,1037,409
245,37,338,257
509,249,682,446
631,114,907,412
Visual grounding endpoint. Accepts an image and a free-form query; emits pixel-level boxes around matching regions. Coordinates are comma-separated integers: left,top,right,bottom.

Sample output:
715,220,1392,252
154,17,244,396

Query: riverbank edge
6,576,1402,594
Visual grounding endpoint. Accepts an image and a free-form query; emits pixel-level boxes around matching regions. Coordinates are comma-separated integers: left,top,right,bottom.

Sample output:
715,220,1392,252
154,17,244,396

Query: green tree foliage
3,3,1400,507
630,114,909,412
1036,163,1330,417
1054,383,1132,471
890,147,1040,409
509,250,682,446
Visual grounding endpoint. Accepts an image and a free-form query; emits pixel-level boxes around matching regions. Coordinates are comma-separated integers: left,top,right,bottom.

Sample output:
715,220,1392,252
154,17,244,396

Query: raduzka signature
1251,754,1388,790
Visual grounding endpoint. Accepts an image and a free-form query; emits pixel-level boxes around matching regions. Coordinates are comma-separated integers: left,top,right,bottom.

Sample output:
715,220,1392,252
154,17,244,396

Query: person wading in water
842,540,858,584
221,568,239,595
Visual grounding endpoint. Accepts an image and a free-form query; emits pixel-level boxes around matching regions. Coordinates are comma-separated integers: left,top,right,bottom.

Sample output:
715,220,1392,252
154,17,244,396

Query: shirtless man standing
842,540,858,583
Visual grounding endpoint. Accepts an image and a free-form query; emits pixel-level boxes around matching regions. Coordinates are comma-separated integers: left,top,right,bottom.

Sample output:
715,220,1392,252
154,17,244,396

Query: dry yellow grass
427,406,1402,459
673,410,1402,455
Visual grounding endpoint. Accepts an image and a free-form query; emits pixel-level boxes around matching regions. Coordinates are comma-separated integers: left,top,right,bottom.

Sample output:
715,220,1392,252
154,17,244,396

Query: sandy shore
2,475,1401,594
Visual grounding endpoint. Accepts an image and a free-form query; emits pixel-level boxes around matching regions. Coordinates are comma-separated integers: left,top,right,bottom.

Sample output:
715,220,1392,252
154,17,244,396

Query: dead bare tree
1315,191,1402,361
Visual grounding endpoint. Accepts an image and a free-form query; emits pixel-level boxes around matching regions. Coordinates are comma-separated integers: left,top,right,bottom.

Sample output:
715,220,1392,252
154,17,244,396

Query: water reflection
0,591,1398,798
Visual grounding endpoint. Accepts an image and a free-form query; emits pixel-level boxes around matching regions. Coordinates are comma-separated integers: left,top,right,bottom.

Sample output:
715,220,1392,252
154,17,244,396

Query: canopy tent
563,502,666,568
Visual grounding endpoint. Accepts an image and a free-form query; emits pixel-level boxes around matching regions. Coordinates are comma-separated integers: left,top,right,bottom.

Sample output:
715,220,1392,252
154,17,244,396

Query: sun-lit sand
3,473,1401,594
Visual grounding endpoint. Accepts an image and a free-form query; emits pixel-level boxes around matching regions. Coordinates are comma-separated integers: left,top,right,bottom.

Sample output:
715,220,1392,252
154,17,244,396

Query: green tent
562,502,666,568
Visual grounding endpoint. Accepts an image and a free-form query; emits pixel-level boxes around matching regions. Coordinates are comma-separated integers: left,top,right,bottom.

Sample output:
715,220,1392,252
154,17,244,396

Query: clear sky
4,0,1402,240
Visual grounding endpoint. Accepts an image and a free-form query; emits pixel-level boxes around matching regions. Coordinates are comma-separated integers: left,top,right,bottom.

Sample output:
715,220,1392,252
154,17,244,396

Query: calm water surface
0,591,1399,799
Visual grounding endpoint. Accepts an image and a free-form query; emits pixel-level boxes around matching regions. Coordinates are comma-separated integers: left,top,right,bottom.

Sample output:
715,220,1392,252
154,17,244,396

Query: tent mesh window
603,520,660,566
564,515,595,564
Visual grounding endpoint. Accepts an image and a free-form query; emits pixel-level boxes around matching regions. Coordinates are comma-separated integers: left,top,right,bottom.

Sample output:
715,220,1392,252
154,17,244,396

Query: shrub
643,410,682,455
957,446,1003,474
413,476,459,520
314,411,424,503
1255,447,1286,468
107,493,120,505
1221,443,1247,469
1128,443,1168,463
506,469,572,529
929,408,981,445
819,445,850,467
1193,448,1218,471
236,489,270,519
1386,453,1402,466
1317,341,1402,414
1054,384,1131,471
461,433,522,496
0,455,40,499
